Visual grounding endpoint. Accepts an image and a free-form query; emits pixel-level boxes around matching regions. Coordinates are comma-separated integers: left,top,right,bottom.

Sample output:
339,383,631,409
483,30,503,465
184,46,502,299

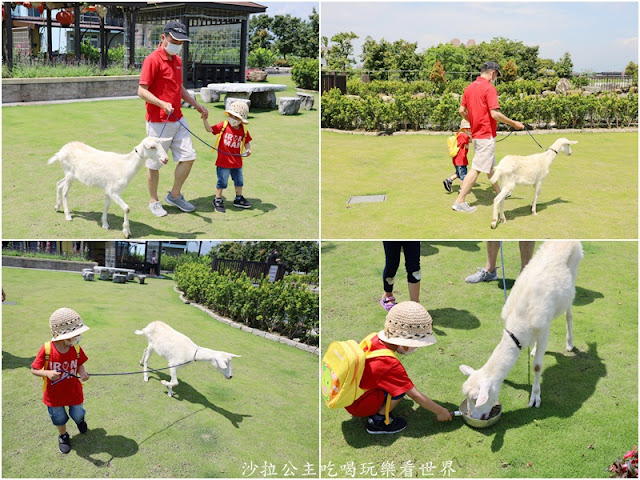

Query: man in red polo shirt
138,21,208,218
452,61,524,213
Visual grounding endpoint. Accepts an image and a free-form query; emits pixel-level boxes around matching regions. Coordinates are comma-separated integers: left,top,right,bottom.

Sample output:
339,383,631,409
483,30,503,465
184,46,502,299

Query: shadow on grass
2,350,34,370
73,427,139,467
189,195,277,218
149,372,252,429
67,211,206,238
420,242,482,258
430,308,481,337
340,343,604,450
499,197,570,222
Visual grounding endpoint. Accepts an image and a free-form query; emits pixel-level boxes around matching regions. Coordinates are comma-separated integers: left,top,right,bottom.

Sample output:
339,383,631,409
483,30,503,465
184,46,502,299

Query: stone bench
126,272,135,282
82,271,94,281
296,92,315,110
278,97,302,115
206,83,287,109
99,269,111,281
138,275,146,285
112,273,127,284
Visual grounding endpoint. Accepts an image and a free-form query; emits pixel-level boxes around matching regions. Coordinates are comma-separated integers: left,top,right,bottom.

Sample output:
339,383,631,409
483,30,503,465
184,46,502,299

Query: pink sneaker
380,295,396,312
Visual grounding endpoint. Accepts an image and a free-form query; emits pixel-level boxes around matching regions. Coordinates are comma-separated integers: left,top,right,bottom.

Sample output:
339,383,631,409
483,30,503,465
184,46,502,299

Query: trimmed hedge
321,87,638,131
175,258,319,346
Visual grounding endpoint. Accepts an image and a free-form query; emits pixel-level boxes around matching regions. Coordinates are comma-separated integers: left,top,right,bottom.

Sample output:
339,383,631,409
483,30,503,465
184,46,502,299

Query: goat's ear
459,365,475,376
476,381,490,407
229,354,241,358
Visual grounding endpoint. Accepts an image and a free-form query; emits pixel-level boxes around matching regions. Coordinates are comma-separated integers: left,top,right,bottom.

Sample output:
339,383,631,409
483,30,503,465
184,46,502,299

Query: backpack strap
213,121,248,154
42,342,51,392
360,333,398,425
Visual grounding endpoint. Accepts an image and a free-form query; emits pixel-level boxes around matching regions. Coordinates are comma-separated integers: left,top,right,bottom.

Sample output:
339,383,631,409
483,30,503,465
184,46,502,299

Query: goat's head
459,365,499,420
552,138,578,156
140,137,170,168
211,352,241,379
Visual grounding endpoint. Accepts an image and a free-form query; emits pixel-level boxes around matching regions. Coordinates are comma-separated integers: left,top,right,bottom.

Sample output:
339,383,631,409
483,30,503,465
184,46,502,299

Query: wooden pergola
2,1,266,86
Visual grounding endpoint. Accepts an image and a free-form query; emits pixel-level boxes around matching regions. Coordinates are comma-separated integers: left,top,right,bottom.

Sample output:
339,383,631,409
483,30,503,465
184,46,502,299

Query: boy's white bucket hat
225,101,249,124
50,308,90,341
378,301,437,348
460,119,471,129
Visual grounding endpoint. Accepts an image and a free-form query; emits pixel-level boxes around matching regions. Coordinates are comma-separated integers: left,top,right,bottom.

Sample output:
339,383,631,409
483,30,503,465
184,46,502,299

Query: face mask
397,346,417,355
164,41,182,56
228,116,241,127
65,335,81,346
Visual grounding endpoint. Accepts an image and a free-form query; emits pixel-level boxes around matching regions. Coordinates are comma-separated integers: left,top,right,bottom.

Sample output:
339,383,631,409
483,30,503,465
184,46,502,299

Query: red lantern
37,3,45,14
56,10,73,26
23,2,33,8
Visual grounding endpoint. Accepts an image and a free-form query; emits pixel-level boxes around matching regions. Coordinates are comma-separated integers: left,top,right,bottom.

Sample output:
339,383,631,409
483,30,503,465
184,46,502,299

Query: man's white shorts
145,119,197,170
471,137,496,174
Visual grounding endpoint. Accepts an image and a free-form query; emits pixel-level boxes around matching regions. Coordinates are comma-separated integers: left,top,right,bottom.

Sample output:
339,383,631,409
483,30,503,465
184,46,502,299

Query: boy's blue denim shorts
216,167,244,190
47,404,85,426
455,165,468,180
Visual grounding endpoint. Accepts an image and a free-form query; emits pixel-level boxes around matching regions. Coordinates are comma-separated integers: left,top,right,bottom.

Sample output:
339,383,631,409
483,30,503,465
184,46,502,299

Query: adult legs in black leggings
382,241,421,304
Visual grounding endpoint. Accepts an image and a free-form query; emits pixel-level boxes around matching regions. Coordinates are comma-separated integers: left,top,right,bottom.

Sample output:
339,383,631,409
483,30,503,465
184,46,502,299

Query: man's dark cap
481,61,501,76
164,21,190,42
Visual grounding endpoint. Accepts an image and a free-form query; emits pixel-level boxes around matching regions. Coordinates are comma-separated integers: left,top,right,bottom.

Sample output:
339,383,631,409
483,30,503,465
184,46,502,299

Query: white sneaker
452,201,477,213
149,201,168,217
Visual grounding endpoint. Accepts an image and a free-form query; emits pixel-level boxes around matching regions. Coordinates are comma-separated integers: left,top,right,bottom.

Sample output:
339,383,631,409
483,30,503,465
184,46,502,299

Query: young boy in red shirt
443,119,471,193
346,301,452,434
202,101,253,213
31,308,90,454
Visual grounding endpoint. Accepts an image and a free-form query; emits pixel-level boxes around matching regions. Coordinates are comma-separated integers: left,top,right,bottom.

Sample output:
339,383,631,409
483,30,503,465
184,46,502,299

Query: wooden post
46,5,52,63
99,15,106,69
240,18,248,83
127,7,136,68
181,16,189,87
3,2,14,70
73,4,80,63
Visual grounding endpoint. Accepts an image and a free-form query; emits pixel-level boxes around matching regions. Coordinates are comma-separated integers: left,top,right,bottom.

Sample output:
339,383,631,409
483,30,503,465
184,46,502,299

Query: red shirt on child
32,343,88,407
461,76,500,139
345,334,414,417
453,132,470,167
210,121,253,169
139,44,184,123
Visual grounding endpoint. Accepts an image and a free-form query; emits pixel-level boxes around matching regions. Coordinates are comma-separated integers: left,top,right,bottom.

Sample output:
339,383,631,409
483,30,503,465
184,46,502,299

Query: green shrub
291,58,319,91
160,255,178,272
174,259,319,345
248,47,276,68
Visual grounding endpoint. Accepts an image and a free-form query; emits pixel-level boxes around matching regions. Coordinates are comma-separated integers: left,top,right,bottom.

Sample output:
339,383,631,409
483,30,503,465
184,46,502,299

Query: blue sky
260,2,318,19
321,2,638,72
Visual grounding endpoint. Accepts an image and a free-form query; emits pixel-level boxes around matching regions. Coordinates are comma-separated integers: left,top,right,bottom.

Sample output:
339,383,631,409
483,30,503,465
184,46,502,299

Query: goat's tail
47,153,60,165
489,168,501,185
134,329,145,335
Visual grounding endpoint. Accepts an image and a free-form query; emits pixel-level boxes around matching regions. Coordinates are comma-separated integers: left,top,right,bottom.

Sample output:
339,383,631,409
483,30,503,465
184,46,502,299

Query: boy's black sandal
365,415,407,435
77,418,88,434
58,433,71,454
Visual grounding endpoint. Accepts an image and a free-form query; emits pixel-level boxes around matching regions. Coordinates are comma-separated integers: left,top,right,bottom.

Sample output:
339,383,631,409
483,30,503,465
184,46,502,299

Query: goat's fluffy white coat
135,321,240,397
460,241,583,419
48,137,169,238
489,138,578,229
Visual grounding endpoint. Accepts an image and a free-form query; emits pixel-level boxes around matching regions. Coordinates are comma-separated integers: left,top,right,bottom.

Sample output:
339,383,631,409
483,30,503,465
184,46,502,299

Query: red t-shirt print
32,343,88,407
139,44,184,123
211,121,253,169
461,76,500,140
345,335,414,417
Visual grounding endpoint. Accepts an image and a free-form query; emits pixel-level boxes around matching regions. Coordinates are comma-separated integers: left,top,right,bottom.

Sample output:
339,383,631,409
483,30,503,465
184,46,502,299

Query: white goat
460,241,583,419
48,137,169,238
135,321,240,397
489,138,578,229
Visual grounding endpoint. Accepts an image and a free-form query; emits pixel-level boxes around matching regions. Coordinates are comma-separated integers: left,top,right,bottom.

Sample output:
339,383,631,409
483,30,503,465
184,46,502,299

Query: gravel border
174,286,319,356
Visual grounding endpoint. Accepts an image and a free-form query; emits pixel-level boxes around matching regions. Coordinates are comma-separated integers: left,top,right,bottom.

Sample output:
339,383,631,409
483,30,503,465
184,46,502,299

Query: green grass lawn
2,267,318,478
2,75,318,239
321,131,637,239
320,241,637,478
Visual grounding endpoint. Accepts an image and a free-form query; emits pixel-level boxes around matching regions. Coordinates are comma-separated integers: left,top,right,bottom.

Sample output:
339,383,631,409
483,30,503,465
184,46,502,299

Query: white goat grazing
48,137,169,238
460,241,583,419
135,321,240,397
489,138,578,229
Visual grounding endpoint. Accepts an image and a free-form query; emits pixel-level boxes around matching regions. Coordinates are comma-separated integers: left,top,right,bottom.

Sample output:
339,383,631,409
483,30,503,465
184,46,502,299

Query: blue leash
496,125,545,150
159,112,248,157
54,358,195,379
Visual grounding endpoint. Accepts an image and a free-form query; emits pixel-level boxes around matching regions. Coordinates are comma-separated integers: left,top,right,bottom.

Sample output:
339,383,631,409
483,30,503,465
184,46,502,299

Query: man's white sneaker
452,202,477,213
149,201,168,217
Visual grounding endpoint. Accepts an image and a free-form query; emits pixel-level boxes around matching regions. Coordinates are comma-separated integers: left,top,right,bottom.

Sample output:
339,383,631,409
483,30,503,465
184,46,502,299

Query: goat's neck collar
134,148,144,158
504,329,522,350
192,347,199,362
548,148,558,154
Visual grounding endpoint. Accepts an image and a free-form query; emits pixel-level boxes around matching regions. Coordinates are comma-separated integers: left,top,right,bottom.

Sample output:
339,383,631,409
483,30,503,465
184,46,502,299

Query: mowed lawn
2,76,318,239
321,241,637,478
2,267,318,478
321,131,637,239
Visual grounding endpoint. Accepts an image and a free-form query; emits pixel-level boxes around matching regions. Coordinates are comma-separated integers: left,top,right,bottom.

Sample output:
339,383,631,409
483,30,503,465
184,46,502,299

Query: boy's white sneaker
452,201,477,213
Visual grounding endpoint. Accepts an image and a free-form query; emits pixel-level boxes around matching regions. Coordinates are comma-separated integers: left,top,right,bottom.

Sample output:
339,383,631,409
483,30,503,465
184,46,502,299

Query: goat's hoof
167,391,173,397
102,224,110,230
490,222,497,229
528,396,541,408
65,215,72,221
54,204,60,211
123,231,131,239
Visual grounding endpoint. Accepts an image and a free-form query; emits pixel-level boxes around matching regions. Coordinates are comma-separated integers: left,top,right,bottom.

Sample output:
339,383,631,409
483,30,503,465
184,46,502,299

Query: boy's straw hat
378,301,437,347
225,101,249,124
460,119,471,129
50,308,90,341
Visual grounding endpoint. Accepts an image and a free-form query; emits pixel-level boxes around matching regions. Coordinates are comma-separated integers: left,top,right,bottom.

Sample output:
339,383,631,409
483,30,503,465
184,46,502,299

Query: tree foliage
213,241,319,274
624,61,638,85
248,9,318,60
555,52,574,78
502,59,518,82
324,31,358,70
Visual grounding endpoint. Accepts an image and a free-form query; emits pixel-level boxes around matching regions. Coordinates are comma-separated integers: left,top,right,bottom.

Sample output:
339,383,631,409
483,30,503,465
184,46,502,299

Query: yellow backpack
41,341,80,392
447,133,461,158
213,120,248,154
321,333,398,424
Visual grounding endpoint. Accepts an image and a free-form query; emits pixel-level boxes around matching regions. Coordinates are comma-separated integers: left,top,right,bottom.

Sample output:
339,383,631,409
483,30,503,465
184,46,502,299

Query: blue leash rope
55,358,195,379
496,125,545,150
159,112,248,157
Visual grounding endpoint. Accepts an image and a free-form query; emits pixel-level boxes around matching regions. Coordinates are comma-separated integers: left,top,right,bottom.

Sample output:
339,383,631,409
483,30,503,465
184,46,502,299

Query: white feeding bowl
454,399,503,428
